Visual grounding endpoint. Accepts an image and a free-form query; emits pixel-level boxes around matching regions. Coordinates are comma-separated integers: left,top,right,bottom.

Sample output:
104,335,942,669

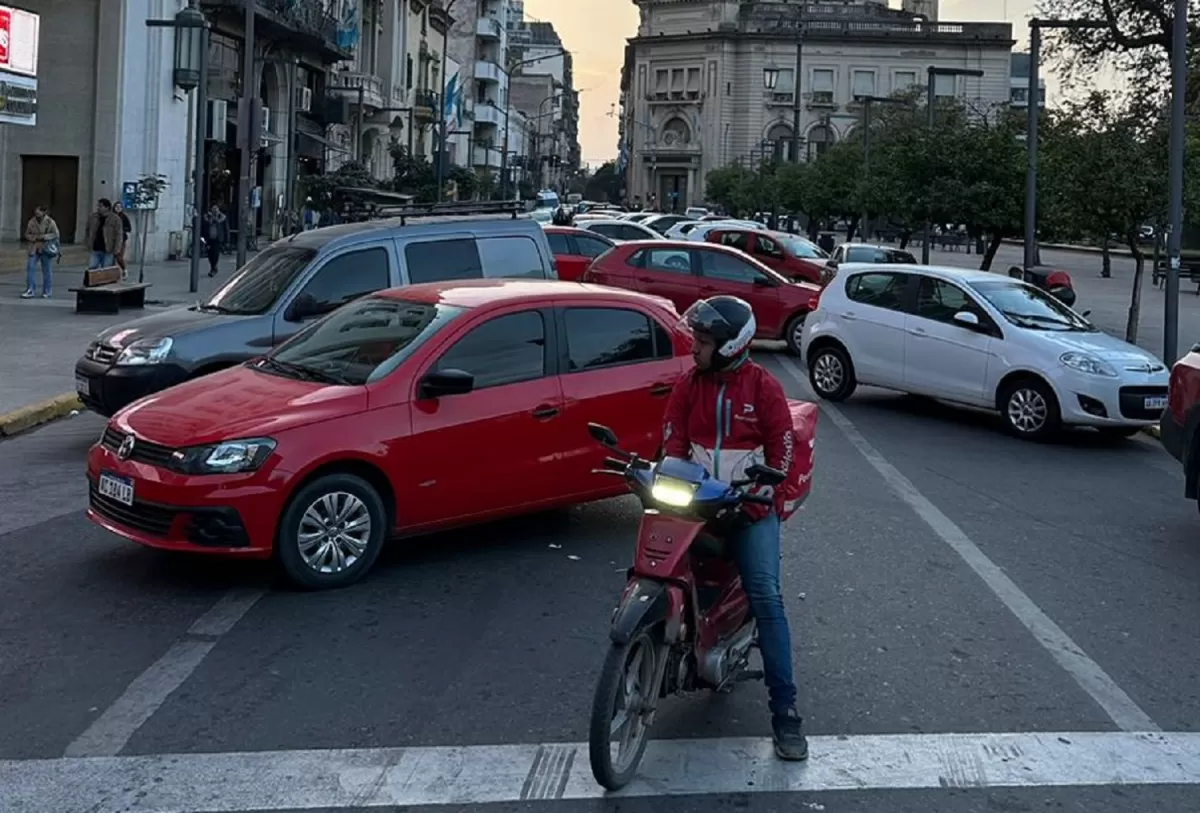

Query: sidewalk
0,254,241,435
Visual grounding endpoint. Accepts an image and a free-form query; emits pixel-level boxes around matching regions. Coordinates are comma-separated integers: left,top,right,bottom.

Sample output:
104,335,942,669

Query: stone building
618,0,1014,210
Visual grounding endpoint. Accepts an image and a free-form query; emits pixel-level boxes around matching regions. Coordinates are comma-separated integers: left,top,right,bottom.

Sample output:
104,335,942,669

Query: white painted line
63,589,265,758
773,355,1160,733
6,731,1200,811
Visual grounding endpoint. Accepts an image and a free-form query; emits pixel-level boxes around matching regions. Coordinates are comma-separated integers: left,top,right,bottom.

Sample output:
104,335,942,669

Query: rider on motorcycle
662,295,809,761
551,205,574,226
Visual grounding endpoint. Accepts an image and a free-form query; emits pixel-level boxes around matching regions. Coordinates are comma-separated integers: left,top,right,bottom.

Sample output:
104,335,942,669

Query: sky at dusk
523,1,1047,167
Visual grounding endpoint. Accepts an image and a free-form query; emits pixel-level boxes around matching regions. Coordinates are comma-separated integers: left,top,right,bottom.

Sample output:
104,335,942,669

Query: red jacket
663,359,797,520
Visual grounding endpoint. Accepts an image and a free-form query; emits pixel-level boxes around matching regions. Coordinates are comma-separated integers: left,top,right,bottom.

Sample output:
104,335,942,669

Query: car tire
275,473,388,590
808,344,856,401
784,314,806,356
999,377,1061,441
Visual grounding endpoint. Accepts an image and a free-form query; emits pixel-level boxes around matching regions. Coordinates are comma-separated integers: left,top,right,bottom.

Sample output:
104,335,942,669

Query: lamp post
767,7,805,164
434,0,459,203
1165,0,1188,364
854,94,908,241
147,0,210,294
922,66,984,264
1023,19,1107,276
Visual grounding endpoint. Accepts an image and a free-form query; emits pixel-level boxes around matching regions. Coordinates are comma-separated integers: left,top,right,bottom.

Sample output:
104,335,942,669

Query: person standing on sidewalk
22,205,59,299
84,199,122,269
204,205,229,277
113,202,133,279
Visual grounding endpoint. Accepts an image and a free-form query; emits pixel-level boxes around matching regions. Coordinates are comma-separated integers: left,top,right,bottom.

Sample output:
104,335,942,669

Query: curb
0,392,82,438
999,239,1139,258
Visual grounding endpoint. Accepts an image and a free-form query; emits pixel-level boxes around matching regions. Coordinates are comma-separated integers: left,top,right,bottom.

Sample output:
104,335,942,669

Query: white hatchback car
801,264,1169,439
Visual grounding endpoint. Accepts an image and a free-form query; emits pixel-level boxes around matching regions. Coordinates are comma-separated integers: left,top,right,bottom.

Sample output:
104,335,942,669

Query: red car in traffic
582,240,820,354
543,226,616,281
702,228,828,284
86,280,692,589
1161,343,1200,509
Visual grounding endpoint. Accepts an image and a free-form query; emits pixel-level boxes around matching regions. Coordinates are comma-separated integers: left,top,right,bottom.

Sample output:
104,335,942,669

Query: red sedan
542,225,616,281
86,280,692,589
582,239,820,355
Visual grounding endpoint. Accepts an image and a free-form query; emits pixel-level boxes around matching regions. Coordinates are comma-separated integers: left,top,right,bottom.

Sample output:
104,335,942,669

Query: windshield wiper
1002,310,1077,330
198,303,237,314
257,357,350,385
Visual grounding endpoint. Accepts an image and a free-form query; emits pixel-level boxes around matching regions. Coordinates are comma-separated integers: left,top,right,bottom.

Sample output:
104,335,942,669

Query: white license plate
98,472,134,506
75,375,90,396
1144,396,1168,410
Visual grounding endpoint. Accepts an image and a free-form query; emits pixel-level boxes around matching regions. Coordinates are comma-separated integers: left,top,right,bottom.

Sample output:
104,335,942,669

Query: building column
92,0,126,216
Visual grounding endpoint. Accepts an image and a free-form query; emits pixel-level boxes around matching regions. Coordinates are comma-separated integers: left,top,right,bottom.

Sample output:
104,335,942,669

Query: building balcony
473,146,502,169
474,102,504,126
330,71,385,109
413,89,438,121
475,59,506,84
477,16,502,40
199,0,352,63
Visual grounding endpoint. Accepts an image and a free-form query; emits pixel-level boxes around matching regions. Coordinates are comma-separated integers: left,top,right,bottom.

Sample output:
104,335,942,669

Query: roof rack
371,199,526,224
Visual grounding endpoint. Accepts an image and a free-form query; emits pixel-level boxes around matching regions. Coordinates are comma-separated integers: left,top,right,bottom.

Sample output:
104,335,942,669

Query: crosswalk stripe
3,731,1198,811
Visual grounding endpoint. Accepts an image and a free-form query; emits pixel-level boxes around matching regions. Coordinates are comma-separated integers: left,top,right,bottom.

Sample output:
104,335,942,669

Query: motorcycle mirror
588,423,620,448
745,463,786,486
1081,309,1092,318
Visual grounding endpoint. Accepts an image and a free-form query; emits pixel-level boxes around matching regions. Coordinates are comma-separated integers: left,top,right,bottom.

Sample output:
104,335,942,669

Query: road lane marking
63,588,265,758
772,356,1160,733
5,731,1199,810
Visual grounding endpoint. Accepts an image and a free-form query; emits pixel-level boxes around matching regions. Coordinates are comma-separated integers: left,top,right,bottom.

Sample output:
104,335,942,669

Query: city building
508,20,580,190
444,0,511,181
1009,51,1047,110
619,0,1014,210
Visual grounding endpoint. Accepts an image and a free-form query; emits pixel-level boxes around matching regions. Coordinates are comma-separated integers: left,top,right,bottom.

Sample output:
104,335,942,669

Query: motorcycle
1008,264,1077,308
585,402,818,791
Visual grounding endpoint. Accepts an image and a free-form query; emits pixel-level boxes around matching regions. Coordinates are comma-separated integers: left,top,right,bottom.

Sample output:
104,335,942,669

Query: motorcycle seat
691,531,730,559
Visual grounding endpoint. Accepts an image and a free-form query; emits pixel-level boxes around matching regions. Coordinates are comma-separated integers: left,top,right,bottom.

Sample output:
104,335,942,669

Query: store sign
0,5,39,78
0,71,36,126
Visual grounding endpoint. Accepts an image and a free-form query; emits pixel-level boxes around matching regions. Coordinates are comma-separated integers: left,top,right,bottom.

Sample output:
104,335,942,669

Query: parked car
699,227,828,284
802,264,1168,440
74,203,558,417
579,218,663,243
619,212,656,223
640,214,693,235
826,243,917,273
543,226,616,281
582,239,819,354
667,219,763,240
86,280,693,589
1159,344,1200,509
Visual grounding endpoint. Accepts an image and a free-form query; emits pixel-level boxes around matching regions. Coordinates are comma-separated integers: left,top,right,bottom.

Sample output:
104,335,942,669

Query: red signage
0,8,11,70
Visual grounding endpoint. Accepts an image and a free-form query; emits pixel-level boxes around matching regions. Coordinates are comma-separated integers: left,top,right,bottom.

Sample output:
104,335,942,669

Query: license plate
1144,396,1168,410
98,472,134,506
75,375,90,396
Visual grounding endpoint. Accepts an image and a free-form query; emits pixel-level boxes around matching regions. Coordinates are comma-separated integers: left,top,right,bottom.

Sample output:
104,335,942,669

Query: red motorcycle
585,402,818,790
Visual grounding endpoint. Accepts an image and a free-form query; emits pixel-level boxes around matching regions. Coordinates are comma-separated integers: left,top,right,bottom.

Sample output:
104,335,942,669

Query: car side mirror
587,422,620,448
745,463,787,486
952,311,981,329
419,368,474,399
286,293,322,322
753,276,775,287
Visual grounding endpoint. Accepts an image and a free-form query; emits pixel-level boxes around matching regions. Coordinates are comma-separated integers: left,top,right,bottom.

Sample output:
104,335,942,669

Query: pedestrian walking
22,204,59,299
84,198,123,269
204,205,229,277
113,202,133,279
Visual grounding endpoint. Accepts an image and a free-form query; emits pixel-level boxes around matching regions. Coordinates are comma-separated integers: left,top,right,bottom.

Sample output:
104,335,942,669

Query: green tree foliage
299,160,379,210
704,165,761,217
584,161,624,203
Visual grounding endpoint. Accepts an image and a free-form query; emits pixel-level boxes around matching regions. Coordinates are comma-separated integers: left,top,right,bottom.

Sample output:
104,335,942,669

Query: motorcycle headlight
115,337,174,366
1060,352,1117,377
651,476,698,507
171,437,276,474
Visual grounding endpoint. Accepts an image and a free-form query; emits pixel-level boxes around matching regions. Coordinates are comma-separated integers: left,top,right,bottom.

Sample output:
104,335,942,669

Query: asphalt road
2,351,1199,812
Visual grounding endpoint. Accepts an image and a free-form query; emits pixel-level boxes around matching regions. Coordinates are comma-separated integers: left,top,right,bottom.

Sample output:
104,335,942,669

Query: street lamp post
147,0,210,294
1023,19,1107,275
435,0,459,203
922,66,984,264
854,95,907,241
1166,0,1188,364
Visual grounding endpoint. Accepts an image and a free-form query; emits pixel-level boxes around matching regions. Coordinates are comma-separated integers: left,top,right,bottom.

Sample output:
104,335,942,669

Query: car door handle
532,404,560,419
840,311,857,320
649,383,672,397
907,327,927,336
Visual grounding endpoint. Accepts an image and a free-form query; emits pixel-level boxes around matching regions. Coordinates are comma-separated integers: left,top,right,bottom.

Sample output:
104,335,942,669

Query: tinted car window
205,245,318,315
587,223,622,239
755,235,784,258
620,225,652,241
563,307,657,371
265,297,462,385
546,232,573,255
436,310,546,388
718,231,750,251
645,248,693,274
478,236,546,279
780,236,826,259
574,234,612,259
845,246,886,263
697,249,766,284
845,272,909,310
887,249,918,263
915,277,973,323
406,238,483,284
293,247,391,317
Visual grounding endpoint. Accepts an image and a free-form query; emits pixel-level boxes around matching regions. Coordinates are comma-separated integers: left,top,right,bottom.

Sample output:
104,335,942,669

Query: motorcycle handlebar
742,493,774,506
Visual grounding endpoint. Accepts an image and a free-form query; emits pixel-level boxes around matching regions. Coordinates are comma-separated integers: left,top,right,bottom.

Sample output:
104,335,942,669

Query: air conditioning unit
296,86,312,112
260,105,271,148
206,99,227,140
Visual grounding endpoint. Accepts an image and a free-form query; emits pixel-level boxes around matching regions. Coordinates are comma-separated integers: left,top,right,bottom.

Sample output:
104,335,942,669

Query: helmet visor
678,300,734,340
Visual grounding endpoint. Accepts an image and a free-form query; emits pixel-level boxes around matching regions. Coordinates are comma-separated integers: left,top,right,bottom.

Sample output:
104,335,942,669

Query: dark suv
74,203,558,416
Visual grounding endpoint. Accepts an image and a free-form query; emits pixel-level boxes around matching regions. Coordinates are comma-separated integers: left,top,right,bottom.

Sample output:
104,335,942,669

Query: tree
704,165,760,216
584,161,623,203
130,173,168,281
388,142,438,202
299,160,379,211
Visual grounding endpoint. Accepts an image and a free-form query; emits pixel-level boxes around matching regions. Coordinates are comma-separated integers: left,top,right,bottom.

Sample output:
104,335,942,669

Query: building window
852,70,876,99
1011,87,1028,104
772,68,795,94
653,68,668,99
768,123,793,162
406,55,414,90
894,71,917,93
810,69,835,104
806,124,834,160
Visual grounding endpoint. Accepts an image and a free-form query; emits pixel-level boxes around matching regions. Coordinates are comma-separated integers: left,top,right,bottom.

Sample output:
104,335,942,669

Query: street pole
1024,21,1041,272
356,83,365,163
190,30,208,294
790,15,803,163
922,68,936,265
236,0,255,269
861,99,871,239
435,0,457,203
284,58,297,225
1165,0,1187,364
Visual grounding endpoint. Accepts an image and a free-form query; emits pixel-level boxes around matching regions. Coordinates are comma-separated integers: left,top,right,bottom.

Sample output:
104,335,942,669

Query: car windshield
202,245,318,315
779,236,828,259
967,280,1095,332
254,297,464,385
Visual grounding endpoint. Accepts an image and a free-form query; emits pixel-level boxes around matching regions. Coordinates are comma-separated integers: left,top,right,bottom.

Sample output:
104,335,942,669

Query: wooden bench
67,266,152,314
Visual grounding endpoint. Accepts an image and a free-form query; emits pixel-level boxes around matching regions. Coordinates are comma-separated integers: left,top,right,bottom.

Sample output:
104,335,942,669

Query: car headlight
170,438,276,474
1060,352,1117,378
115,337,174,366
651,476,698,507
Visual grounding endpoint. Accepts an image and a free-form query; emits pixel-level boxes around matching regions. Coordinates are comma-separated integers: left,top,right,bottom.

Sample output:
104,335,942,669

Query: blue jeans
732,512,798,715
25,253,53,295
88,251,113,269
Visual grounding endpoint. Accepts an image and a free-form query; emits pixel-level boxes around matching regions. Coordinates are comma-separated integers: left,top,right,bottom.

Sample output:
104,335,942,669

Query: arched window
660,117,691,147
806,124,835,160
767,123,794,162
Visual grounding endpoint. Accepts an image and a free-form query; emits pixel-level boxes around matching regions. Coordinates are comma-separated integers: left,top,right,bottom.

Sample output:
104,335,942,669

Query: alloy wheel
1007,387,1048,434
296,491,373,574
812,352,844,395
606,633,657,776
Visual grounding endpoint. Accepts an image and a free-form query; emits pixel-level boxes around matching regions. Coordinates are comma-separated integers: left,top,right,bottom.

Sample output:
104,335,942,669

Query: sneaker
20,289,34,299
771,708,809,761
41,292,51,299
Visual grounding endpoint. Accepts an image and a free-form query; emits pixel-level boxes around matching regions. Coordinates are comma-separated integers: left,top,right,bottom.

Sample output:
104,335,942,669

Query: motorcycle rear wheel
588,626,661,790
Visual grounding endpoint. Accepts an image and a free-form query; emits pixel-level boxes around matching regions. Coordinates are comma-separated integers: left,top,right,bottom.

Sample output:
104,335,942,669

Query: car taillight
810,287,823,311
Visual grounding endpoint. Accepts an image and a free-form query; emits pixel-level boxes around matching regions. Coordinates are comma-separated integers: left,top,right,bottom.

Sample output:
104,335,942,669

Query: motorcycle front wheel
588,625,662,790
